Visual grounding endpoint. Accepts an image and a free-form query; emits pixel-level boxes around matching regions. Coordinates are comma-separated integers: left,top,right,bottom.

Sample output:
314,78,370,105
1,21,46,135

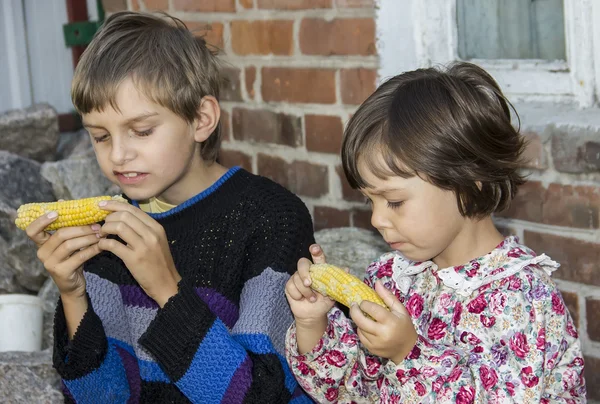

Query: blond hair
72,11,222,162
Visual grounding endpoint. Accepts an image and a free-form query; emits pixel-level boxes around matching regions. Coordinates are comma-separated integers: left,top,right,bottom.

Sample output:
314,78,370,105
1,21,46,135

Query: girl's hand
350,281,418,364
97,201,181,307
26,212,102,298
285,244,335,325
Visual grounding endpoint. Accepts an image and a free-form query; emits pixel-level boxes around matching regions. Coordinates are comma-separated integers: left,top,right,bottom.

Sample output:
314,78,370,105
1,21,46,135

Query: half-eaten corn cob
309,263,388,310
15,195,126,231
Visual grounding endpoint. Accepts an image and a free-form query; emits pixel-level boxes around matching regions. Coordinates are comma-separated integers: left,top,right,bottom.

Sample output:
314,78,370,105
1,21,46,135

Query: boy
24,11,315,403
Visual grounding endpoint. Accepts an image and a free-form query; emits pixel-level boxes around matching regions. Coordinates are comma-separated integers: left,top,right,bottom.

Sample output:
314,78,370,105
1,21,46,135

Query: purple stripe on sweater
120,285,159,309
195,287,239,329
116,346,141,404
220,355,253,404
61,380,75,401
292,385,306,398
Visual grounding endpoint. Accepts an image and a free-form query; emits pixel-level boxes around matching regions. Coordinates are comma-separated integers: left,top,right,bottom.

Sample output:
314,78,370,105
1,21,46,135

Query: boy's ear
193,95,220,143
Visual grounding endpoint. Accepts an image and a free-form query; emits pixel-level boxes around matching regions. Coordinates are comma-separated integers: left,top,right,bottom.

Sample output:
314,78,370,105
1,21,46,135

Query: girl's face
358,159,469,266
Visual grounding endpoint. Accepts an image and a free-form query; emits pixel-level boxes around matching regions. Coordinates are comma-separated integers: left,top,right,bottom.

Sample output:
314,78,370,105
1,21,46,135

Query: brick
499,182,600,229
221,68,242,102
257,154,329,197
173,0,236,12
300,18,375,56
352,208,375,231
587,298,600,341
560,290,579,328
240,0,254,7
336,165,364,202
262,68,336,104
257,0,331,9
521,131,547,169
314,206,350,230
335,0,374,7
220,109,231,141
132,0,140,10
218,149,252,172
102,0,127,12
185,22,224,49
245,67,256,99
340,68,376,105
231,20,294,56
524,231,600,286
144,0,169,10
585,356,600,400
305,115,343,154
551,127,600,173
232,108,302,147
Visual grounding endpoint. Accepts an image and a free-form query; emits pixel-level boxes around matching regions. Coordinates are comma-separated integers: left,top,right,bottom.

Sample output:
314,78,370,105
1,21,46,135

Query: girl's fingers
309,244,327,264
350,303,379,334
292,271,317,301
297,257,313,287
374,281,408,317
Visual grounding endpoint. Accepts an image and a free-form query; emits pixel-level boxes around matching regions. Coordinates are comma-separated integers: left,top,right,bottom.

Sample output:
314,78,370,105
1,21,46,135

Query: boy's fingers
309,244,327,264
25,212,58,246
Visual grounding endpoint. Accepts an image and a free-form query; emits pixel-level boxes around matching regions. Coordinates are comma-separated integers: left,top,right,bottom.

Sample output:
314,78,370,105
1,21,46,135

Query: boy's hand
350,281,418,364
26,212,102,298
285,244,336,325
97,201,181,307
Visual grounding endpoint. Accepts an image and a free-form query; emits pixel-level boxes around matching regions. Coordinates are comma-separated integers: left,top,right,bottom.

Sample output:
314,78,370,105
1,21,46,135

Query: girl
284,62,586,403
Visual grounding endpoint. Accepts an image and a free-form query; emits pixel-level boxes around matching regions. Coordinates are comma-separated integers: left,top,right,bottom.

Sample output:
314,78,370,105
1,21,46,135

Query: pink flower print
536,328,546,351
480,314,496,328
508,277,522,291
377,261,393,278
341,332,357,345
520,366,539,388
479,365,498,391
507,247,526,258
325,350,347,367
552,292,565,315
562,368,580,390
396,369,407,383
414,381,427,396
406,294,424,318
407,344,421,360
324,377,335,385
364,355,381,377
437,293,453,314
427,318,448,340
297,362,315,376
452,301,463,326
488,290,506,315
506,381,515,396
567,321,579,338
509,332,529,359
432,376,444,393
467,294,488,314
447,366,462,383
456,385,476,404
489,389,508,404
460,331,482,345
324,387,338,402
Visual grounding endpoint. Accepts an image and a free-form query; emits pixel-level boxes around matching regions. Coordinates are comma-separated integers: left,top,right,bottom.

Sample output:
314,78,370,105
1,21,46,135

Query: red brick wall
103,0,377,231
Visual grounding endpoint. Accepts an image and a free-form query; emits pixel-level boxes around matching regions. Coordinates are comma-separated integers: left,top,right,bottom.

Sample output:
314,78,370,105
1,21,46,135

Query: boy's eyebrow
82,112,159,129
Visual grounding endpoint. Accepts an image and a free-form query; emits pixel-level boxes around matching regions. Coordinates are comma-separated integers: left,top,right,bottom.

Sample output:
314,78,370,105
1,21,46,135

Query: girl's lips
115,172,148,185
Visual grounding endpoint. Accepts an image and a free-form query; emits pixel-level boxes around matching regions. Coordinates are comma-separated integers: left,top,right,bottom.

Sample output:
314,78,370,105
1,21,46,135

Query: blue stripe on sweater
291,395,315,404
176,319,248,403
64,344,130,403
234,333,297,395
109,338,170,383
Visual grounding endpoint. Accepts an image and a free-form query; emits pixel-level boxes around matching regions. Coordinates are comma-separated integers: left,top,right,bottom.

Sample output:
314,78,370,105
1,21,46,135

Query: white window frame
377,0,600,107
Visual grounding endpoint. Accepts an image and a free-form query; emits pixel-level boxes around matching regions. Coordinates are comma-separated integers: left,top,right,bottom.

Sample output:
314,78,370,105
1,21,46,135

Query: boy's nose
109,139,134,166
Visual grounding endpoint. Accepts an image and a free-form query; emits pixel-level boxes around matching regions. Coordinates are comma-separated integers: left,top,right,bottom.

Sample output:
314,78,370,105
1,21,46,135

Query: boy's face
82,79,204,204
358,158,468,267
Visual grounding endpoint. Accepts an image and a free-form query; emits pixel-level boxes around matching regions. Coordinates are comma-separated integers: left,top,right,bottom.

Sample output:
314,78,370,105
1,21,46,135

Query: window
376,0,600,107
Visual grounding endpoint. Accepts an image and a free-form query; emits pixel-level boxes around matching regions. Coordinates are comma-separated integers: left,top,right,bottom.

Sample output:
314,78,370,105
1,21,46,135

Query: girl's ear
193,96,220,143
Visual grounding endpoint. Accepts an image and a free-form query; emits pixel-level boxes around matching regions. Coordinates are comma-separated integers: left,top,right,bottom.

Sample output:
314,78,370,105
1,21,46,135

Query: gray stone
550,125,600,173
314,227,389,278
5,237,47,292
0,151,55,211
0,350,62,403
41,155,116,200
38,279,60,350
0,104,59,162
56,129,94,160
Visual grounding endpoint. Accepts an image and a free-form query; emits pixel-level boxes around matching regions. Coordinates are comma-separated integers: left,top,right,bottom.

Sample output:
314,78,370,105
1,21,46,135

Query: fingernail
91,224,101,231
98,201,107,206
304,279,311,287
47,211,58,219
96,233,101,239
310,296,316,302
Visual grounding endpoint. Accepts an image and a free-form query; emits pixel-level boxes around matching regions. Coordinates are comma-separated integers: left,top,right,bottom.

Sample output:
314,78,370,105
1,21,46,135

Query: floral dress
285,237,586,403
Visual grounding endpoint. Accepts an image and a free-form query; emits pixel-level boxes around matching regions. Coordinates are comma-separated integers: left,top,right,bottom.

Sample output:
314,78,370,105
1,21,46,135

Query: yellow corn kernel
309,263,387,309
15,195,125,231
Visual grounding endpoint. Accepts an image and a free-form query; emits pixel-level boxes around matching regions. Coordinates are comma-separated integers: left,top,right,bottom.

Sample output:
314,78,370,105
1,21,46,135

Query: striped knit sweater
52,167,316,403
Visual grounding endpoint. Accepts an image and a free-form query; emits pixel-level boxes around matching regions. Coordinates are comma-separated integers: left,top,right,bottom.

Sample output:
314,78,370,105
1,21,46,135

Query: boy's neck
157,160,229,206
432,216,505,269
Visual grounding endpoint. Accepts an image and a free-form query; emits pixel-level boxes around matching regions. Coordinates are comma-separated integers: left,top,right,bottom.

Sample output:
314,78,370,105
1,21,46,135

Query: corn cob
309,263,388,310
15,195,125,231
